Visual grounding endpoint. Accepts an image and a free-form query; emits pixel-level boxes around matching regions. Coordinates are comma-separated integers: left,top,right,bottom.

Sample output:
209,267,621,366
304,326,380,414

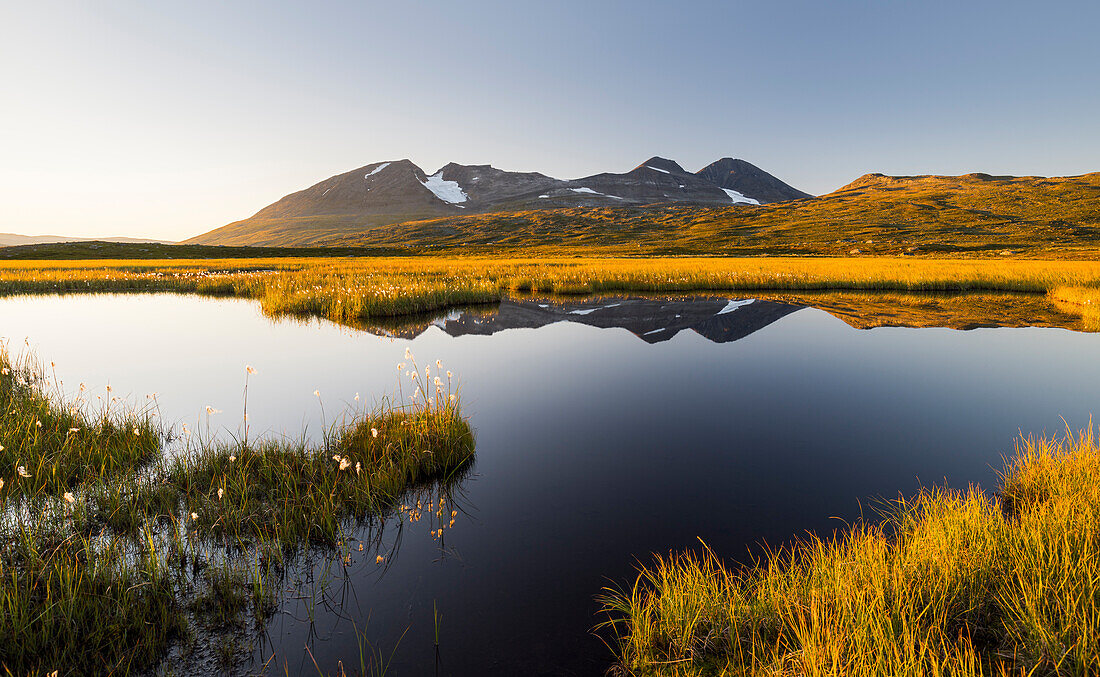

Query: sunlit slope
325,172,1100,255
191,172,1100,255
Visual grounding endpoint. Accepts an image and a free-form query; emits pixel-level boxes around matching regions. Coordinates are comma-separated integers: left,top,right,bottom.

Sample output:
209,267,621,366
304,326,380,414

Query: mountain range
187,157,811,246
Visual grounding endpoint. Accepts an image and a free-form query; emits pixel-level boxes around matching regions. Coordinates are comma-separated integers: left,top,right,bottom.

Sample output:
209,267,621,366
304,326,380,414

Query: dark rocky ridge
697,158,814,203
187,156,812,246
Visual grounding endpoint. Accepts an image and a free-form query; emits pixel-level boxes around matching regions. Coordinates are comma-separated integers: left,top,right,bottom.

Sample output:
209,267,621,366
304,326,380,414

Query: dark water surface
3,293,1100,675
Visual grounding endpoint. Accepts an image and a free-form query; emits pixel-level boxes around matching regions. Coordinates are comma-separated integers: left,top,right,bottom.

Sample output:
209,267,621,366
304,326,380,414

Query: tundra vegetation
0,343,473,675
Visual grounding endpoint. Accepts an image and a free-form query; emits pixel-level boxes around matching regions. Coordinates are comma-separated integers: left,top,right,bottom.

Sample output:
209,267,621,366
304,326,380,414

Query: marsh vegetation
0,343,473,674
4,259,1100,674
3,256,1100,330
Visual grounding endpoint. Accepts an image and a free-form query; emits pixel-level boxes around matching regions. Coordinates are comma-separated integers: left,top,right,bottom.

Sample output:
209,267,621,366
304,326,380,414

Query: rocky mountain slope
187,156,810,246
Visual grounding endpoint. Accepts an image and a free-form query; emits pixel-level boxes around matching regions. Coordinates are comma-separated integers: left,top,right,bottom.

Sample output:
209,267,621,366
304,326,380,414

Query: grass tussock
0,347,473,675
599,430,1100,676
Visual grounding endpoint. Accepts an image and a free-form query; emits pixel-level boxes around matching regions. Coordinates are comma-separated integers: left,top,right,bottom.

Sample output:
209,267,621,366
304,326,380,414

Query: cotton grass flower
229,454,236,462
0,478,4,491
217,488,224,500
245,365,256,375
371,427,378,438
17,466,30,478
63,492,74,504
376,555,385,564
190,512,198,521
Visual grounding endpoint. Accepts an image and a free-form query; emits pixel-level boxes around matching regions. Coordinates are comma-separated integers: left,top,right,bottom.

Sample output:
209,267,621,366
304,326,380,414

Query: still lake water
3,293,1100,675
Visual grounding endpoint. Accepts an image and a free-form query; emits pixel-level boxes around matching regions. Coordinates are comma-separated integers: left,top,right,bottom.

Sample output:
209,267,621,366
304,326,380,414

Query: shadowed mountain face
697,158,814,203
359,296,802,344
186,156,810,246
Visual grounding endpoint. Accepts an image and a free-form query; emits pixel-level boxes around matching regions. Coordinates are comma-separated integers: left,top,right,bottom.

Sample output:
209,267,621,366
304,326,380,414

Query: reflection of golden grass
1049,285,1100,331
4,256,1100,327
600,431,1100,676
765,291,1087,331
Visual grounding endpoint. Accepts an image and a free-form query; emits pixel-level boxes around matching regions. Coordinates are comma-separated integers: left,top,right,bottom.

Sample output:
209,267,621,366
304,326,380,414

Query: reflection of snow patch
538,194,550,198
321,187,331,196
721,188,760,205
717,298,756,315
421,171,468,204
643,328,665,335
646,165,670,174
569,302,621,315
364,162,391,178
430,309,463,329
538,304,549,308
570,187,623,200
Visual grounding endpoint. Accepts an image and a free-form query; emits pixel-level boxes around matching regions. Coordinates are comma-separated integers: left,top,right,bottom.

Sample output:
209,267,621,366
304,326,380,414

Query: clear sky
2,0,1098,241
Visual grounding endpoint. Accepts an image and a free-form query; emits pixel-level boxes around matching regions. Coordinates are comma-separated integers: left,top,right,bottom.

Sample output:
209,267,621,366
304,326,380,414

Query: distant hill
0,233,174,247
186,156,811,246
312,171,1100,256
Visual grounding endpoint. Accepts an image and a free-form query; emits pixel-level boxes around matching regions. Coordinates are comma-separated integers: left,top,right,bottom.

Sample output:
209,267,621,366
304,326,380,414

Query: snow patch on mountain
421,171,468,204
364,162,391,179
570,187,623,200
721,188,760,205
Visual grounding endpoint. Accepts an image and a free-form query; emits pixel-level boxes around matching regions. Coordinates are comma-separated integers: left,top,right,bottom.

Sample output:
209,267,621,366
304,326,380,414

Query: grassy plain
599,431,1100,676
0,345,473,674
2,256,1100,330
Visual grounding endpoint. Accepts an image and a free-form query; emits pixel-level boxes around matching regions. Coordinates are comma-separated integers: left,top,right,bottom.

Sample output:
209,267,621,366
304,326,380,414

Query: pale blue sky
2,1,1098,240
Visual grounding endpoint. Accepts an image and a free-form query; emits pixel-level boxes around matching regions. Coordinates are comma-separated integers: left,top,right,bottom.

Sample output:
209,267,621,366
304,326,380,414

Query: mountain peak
697,158,813,202
635,157,688,175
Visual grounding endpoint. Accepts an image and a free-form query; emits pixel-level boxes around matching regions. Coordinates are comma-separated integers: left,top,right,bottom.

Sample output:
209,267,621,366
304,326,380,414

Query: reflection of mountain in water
365,297,802,344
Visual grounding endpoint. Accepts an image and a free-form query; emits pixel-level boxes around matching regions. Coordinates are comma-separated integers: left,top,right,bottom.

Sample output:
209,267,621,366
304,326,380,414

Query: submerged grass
599,430,1100,676
0,346,474,675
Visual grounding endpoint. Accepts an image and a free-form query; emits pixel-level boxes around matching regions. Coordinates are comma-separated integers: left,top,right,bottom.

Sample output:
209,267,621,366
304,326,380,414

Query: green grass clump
0,342,160,495
599,430,1100,676
0,347,475,675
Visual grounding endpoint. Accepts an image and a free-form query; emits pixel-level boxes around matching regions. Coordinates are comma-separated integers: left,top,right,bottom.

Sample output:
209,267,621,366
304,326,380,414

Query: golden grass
599,430,1100,676
5,256,1100,329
